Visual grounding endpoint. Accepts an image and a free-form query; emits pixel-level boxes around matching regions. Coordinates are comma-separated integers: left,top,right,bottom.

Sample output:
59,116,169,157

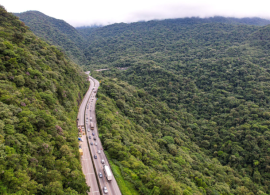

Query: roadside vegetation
104,151,139,195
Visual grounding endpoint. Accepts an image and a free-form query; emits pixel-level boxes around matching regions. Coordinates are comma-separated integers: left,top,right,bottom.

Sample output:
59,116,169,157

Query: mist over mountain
13,11,270,67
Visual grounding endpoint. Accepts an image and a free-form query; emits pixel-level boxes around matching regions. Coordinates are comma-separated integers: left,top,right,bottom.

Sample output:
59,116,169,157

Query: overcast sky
1,0,270,27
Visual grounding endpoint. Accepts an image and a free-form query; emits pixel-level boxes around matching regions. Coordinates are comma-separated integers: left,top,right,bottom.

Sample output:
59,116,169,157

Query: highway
78,74,122,195
77,76,99,195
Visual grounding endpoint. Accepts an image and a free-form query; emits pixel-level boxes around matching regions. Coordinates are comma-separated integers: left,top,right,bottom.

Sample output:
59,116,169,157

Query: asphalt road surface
78,75,122,195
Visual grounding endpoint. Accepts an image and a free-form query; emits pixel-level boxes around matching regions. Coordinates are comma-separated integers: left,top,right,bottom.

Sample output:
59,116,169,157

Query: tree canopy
0,6,89,194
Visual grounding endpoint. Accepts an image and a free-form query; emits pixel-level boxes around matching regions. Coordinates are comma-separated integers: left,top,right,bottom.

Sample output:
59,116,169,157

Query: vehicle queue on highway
78,75,122,195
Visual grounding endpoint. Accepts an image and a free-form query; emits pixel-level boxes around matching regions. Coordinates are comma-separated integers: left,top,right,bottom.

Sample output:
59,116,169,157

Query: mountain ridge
14,10,88,65
13,11,270,67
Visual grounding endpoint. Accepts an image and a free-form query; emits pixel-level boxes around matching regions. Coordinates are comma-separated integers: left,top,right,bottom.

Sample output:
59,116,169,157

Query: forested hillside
13,11,270,69
14,11,87,65
98,23,270,193
0,6,89,194
82,17,270,69
93,74,267,195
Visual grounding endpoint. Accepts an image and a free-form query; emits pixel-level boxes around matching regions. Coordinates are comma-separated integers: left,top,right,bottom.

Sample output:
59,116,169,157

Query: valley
1,4,270,194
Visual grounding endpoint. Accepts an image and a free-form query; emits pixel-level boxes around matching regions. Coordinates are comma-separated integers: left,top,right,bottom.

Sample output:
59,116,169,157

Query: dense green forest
0,6,89,194
93,74,267,194
13,11,270,69
14,11,87,65
12,8,270,195
98,24,270,193
81,17,269,68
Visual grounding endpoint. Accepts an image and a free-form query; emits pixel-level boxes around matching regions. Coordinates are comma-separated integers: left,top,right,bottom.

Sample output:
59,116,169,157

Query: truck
103,165,112,181
90,122,94,130
79,148,83,156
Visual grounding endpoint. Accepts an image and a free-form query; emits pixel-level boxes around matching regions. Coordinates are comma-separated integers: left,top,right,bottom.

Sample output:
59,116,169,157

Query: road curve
86,76,122,195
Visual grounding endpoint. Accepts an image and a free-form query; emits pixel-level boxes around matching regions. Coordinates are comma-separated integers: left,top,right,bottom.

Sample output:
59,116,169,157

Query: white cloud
1,0,270,27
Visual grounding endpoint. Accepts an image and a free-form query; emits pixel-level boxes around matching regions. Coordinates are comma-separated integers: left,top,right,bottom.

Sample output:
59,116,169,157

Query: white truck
103,165,112,181
90,122,94,130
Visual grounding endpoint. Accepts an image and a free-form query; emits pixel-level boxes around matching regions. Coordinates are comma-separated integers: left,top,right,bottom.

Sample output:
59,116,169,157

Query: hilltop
14,11,87,65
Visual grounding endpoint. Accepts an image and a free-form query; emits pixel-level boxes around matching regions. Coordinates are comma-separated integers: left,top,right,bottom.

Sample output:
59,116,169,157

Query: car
99,172,103,178
101,159,105,164
93,137,96,141
77,118,79,121
86,117,88,120
98,150,101,154
95,143,97,146
92,133,95,136
90,117,92,121
79,145,82,149
103,187,108,194
94,155,97,159
90,142,93,145
88,136,91,139
87,129,90,132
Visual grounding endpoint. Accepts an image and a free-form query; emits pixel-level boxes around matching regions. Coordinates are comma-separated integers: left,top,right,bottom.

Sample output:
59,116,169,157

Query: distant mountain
81,17,265,68
14,11,87,65
200,16,270,26
13,12,270,68
78,16,270,41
